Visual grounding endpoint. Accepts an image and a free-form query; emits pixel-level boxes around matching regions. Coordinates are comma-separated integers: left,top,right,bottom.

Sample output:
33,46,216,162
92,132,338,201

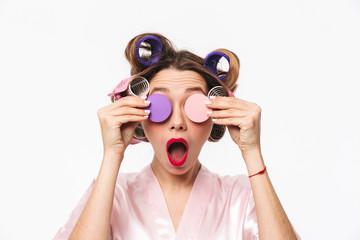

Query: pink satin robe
54,165,299,239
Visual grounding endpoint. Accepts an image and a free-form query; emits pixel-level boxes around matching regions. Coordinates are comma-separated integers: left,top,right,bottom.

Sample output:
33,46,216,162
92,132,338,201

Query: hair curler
108,76,150,144
107,76,132,101
136,35,163,66
207,85,228,142
126,77,149,142
108,76,150,101
127,76,149,97
204,51,230,81
209,124,226,142
133,123,146,139
207,85,228,97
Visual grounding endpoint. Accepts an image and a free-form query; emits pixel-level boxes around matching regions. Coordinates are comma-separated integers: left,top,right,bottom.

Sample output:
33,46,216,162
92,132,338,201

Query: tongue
169,143,187,161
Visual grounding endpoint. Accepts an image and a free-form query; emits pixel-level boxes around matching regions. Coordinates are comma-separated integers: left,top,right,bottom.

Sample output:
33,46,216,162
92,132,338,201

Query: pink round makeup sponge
184,94,210,123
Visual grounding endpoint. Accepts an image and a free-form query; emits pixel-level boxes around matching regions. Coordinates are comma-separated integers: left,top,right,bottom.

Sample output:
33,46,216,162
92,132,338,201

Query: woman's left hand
206,96,262,156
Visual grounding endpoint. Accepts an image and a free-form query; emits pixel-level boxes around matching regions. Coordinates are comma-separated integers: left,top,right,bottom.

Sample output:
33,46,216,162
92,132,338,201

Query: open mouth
166,138,188,166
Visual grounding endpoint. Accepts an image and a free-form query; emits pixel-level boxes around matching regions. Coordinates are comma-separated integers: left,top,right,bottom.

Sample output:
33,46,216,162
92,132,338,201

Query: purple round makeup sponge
184,94,210,123
145,94,172,122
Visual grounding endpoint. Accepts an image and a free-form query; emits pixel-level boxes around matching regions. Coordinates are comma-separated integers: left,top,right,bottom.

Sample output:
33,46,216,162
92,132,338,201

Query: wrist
241,147,266,176
102,150,124,167
240,145,262,160
103,146,125,158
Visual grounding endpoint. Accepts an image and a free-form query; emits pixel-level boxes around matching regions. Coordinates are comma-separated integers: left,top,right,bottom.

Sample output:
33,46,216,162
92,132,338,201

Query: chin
166,157,199,175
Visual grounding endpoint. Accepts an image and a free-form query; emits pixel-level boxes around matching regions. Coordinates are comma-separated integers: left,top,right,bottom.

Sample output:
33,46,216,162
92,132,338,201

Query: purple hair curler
136,35,163,66
204,51,230,81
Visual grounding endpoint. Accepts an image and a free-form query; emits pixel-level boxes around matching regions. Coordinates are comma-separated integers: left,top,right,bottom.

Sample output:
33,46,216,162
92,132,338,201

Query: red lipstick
166,138,189,166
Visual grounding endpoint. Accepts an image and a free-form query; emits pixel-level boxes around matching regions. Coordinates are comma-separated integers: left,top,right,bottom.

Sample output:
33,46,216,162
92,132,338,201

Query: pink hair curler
228,89,235,97
108,76,150,100
107,76,133,100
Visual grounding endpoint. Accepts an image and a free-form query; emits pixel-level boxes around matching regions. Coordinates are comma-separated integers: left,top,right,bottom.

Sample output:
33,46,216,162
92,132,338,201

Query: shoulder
114,170,142,192
200,165,252,199
113,165,153,196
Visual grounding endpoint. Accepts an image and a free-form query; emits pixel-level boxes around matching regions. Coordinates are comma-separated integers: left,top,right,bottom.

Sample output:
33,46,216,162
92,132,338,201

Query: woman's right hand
97,96,150,157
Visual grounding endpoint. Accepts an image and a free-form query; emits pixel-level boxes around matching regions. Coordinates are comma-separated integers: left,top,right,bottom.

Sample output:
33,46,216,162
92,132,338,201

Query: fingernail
205,100,211,105
206,110,212,115
209,96,216,100
212,118,218,122
144,110,150,113
144,100,150,104
140,95,147,99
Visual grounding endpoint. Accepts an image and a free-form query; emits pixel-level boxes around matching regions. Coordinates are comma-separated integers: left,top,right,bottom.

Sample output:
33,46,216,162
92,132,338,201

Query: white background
0,0,359,239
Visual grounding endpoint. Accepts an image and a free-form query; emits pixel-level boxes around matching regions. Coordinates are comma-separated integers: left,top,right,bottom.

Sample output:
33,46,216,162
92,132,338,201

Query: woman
54,33,300,239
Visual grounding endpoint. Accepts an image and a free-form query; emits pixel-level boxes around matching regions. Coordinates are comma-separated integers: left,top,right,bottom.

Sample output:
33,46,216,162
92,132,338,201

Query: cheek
191,120,213,141
142,121,165,149
142,119,213,146
142,121,158,140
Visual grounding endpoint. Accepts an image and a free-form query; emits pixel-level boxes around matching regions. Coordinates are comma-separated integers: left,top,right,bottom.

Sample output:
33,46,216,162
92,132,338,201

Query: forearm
69,152,123,240
243,149,297,240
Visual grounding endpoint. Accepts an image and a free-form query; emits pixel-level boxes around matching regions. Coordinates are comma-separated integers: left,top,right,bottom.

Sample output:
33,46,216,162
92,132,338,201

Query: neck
150,158,201,191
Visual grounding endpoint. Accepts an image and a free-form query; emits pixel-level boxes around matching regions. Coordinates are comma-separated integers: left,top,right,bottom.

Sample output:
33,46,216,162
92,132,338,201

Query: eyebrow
151,87,206,95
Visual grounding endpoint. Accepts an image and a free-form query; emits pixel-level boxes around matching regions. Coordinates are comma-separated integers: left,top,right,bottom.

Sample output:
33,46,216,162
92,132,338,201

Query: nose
169,104,187,131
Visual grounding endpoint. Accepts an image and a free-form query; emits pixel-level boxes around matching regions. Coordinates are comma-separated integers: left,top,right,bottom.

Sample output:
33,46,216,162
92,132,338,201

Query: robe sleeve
242,191,260,240
53,179,113,240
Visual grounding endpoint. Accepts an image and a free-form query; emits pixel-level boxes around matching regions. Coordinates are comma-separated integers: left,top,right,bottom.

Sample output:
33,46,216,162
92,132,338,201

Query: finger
211,117,248,127
98,107,149,124
109,96,151,111
207,108,248,118
109,106,150,117
115,115,149,125
206,96,252,110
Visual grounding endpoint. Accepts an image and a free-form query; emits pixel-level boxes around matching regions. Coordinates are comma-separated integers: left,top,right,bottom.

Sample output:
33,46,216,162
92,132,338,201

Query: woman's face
142,69,213,175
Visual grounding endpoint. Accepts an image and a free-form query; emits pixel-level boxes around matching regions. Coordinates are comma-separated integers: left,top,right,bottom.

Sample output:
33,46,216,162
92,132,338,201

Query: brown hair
110,33,240,102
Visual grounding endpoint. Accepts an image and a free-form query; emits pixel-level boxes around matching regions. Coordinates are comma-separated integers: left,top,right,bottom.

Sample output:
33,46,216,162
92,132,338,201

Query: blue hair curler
136,35,163,66
204,51,230,81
